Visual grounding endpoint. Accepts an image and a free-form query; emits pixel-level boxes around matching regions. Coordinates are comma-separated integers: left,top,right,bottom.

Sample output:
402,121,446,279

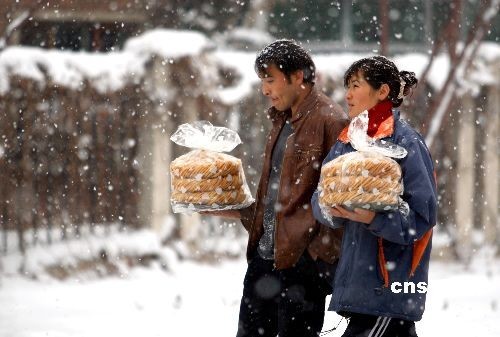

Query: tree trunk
379,0,389,56
482,65,500,248
455,94,475,262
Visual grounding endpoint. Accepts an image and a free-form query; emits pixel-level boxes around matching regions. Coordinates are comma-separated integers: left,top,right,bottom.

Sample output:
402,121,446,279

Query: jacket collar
338,100,395,143
290,85,318,123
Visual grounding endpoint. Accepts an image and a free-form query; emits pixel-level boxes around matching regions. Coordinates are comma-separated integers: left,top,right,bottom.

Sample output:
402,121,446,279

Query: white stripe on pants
367,316,392,337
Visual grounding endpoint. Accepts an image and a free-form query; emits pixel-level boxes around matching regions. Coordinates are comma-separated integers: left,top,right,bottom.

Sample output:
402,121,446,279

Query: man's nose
261,83,270,96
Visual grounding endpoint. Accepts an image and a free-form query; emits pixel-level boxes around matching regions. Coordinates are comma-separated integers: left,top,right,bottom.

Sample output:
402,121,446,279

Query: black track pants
341,312,418,337
236,253,335,337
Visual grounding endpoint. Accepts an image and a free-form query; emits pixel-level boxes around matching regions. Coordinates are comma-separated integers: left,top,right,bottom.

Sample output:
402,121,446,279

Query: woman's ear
378,83,390,101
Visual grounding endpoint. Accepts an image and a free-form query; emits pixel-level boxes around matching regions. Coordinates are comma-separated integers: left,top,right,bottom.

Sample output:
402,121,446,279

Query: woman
311,56,437,337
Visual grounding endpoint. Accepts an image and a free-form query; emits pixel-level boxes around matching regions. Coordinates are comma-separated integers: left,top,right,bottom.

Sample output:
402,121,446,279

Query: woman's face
345,72,386,118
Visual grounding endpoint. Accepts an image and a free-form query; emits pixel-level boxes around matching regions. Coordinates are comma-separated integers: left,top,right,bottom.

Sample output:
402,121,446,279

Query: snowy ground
0,253,499,337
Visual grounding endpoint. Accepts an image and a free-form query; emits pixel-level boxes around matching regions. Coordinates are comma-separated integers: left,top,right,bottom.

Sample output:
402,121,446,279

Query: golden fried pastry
170,149,241,179
320,176,402,194
321,155,401,179
170,149,251,208
319,191,399,207
318,152,403,209
172,173,243,192
171,189,247,205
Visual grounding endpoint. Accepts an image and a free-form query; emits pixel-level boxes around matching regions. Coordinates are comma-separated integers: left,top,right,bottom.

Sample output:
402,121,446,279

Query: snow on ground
0,253,499,337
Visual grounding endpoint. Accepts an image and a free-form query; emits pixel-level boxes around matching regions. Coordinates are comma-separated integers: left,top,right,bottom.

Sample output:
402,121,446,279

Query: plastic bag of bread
318,110,409,220
319,151,403,211
170,121,254,213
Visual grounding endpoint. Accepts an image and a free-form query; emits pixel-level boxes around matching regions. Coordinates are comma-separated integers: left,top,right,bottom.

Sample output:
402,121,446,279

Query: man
210,39,348,337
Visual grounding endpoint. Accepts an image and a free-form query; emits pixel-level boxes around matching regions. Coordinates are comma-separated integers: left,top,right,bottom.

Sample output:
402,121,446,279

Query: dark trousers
341,312,418,337
236,252,335,337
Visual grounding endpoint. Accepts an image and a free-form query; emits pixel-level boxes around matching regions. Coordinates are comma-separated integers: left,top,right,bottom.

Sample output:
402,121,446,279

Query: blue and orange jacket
311,101,437,321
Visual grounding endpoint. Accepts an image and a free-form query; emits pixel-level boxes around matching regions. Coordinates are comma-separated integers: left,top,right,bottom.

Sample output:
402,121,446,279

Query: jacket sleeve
311,144,346,229
366,136,437,245
323,106,349,153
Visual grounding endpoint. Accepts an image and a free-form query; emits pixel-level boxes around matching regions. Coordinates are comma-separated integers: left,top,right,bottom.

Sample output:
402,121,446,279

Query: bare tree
378,0,390,56
423,0,499,149
0,11,29,50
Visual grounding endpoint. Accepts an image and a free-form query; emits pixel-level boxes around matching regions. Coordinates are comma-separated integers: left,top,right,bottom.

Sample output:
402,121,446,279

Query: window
20,20,138,52
351,0,379,43
463,0,500,42
268,0,343,42
431,0,453,40
269,0,439,46
387,0,425,43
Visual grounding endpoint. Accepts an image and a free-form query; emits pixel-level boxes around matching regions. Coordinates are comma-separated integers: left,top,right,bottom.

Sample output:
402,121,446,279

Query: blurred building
0,0,147,52
1,0,498,54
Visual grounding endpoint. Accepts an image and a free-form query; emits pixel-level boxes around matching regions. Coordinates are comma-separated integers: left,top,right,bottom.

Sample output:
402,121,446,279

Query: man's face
259,64,301,112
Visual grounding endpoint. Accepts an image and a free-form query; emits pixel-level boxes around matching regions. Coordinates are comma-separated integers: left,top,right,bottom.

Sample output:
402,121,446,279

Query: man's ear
378,83,390,101
291,70,304,85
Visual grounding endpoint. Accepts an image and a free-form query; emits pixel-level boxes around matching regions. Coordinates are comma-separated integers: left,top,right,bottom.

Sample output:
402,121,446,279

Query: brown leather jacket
240,87,349,269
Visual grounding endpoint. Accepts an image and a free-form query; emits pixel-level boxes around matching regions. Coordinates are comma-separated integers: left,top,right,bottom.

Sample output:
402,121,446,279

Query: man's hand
199,210,241,219
330,206,376,225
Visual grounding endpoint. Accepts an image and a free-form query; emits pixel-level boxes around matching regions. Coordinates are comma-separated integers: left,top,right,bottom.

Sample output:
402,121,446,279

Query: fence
0,77,148,253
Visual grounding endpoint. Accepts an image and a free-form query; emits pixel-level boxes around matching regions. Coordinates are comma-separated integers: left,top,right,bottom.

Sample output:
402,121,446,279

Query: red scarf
367,100,393,137
338,100,394,143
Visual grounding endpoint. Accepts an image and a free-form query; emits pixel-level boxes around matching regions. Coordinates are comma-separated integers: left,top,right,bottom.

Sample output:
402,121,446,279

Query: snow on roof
223,28,274,47
0,29,214,95
0,47,147,94
1,28,498,99
213,50,258,105
123,29,214,59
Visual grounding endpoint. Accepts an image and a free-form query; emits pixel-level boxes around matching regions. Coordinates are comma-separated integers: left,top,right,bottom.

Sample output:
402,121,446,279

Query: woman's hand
330,206,376,224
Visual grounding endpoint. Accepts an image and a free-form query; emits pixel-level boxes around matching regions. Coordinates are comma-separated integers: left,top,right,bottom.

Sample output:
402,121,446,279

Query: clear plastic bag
170,121,254,213
318,110,409,222
347,110,407,159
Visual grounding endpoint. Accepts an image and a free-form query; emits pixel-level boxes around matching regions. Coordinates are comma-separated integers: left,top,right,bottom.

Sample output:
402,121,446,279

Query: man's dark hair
255,39,315,84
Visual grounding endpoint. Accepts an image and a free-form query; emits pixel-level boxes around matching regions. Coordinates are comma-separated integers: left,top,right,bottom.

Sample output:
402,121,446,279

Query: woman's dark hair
343,55,418,107
255,39,315,84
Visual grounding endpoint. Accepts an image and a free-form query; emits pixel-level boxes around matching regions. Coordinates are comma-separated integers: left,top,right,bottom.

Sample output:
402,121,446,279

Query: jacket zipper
337,146,352,305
